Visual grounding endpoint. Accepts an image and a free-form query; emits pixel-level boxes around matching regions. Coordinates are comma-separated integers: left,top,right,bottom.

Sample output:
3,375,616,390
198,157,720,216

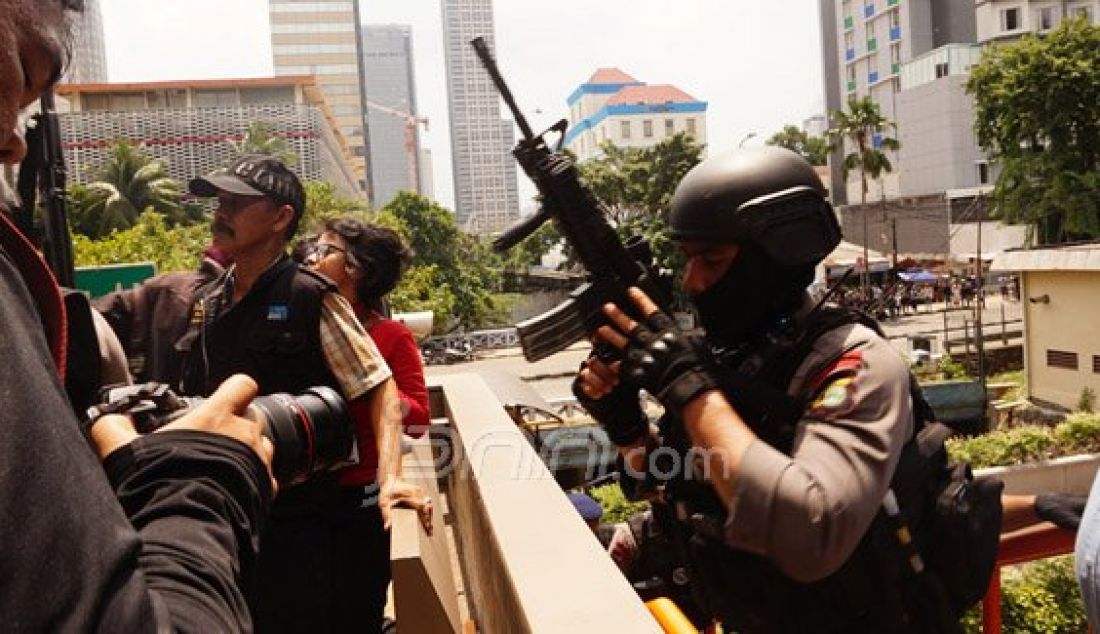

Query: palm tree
75,141,186,238
828,96,900,289
227,121,299,167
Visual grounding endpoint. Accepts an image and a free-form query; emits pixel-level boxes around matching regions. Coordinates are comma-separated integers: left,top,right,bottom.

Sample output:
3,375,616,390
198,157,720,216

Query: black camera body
89,383,356,487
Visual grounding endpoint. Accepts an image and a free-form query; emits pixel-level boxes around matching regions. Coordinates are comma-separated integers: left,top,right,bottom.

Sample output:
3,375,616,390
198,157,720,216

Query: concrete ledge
431,374,660,633
977,453,1100,495
391,433,463,633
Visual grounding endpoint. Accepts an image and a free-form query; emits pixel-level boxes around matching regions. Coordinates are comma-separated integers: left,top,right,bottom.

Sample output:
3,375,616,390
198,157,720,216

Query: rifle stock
470,37,672,362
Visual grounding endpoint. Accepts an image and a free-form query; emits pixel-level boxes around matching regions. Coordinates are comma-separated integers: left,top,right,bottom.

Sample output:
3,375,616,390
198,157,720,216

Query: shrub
589,483,649,525
946,412,1100,468
939,354,970,380
1077,387,1096,413
962,556,1087,633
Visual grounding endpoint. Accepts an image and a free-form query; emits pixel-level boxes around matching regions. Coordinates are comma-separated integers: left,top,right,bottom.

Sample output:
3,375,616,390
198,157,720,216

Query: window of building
193,89,239,107
643,120,653,138
270,2,353,13
270,22,355,34
867,21,876,43
1038,6,1058,30
621,120,631,139
686,118,697,136
1000,7,1020,31
1070,5,1093,21
240,86,295,105
1047,350,1079,370
107,92,147,110
844,31,854,49
1093,355,1100,374
976,161,990,185
889,8,900,28
665,119,675,136
935,62,950,78
83,93,110,111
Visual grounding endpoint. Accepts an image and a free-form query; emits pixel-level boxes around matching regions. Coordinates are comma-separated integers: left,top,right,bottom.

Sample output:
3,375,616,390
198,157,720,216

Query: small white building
991,242,1100,411
562,68,707,162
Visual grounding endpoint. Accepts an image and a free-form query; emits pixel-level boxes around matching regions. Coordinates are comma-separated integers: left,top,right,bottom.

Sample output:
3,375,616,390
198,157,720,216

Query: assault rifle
16,90,75,287
470,37,672,362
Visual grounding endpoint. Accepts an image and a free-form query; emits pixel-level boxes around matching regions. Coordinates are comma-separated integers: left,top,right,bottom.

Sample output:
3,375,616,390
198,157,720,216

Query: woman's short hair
324,217,412,303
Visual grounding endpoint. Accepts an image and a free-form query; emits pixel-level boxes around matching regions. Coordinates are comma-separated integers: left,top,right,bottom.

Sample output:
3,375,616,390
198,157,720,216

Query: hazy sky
100,0,825,210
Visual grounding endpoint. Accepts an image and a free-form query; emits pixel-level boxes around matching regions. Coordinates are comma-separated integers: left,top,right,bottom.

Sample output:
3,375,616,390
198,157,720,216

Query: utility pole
891,217,899,271
862,208,869,293
974,194,986,403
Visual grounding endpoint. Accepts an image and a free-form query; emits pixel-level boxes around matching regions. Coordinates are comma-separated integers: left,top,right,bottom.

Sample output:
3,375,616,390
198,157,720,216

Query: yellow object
646,597,698,633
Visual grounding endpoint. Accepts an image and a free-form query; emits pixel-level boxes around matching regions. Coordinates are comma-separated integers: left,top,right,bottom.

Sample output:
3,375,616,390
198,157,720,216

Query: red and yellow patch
808,375,858,419
806,349,863,419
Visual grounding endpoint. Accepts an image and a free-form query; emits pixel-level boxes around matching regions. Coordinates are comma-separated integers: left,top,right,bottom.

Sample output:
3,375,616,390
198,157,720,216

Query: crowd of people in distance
832,273,1019,321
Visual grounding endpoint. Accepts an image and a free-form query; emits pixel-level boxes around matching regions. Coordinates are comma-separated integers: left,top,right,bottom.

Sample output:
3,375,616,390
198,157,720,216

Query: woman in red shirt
305,217,431,632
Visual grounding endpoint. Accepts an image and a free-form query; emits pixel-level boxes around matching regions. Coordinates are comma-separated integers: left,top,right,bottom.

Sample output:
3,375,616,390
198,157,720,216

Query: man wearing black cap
182,154,403,633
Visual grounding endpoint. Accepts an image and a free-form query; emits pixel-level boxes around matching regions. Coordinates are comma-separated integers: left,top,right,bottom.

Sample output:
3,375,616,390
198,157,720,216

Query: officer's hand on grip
89,374,277,493
597,287,719,414
1035,492,1087,531
572,355,649,447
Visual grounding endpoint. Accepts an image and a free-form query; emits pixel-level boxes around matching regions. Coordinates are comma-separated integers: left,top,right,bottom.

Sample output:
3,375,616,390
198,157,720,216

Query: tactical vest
638,306,965,633
178,257,339,398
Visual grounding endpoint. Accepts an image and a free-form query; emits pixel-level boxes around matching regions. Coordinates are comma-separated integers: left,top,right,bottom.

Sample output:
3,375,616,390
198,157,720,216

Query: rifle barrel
469,36,534,141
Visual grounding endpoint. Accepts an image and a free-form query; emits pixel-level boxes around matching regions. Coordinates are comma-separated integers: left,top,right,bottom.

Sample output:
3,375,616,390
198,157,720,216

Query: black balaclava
690,241,812,350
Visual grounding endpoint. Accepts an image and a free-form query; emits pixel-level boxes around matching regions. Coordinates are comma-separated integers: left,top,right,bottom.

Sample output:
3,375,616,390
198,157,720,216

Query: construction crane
364,101,429,195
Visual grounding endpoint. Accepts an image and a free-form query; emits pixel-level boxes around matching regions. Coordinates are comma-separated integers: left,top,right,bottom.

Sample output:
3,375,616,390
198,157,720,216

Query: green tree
766,124,830,166
69,141,191,238
382,191,502,332
828,96,900,207
296,180,371,238
576,132,704,276
227,121,299,167
967,18,1100,244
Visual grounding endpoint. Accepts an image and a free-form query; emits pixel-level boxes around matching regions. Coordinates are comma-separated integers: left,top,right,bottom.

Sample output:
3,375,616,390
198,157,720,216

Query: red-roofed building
563,69,706,162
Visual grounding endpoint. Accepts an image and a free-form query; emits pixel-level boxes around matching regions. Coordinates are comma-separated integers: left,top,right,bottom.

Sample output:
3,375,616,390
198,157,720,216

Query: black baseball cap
189,154,305,217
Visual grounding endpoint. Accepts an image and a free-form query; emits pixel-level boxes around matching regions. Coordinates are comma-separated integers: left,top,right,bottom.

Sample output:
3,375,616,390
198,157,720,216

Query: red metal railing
982,524,1079,633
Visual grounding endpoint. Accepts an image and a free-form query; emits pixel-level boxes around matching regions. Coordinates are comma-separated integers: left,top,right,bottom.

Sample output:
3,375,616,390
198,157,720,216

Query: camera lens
250,386,353,486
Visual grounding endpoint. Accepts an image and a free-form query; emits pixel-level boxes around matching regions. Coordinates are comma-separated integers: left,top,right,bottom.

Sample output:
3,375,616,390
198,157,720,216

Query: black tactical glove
1035,492,1087,530
619,309,719,414
572,364,649,447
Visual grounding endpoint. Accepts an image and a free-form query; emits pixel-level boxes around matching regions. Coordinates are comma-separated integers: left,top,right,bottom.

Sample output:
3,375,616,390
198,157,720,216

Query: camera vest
178,256,339,399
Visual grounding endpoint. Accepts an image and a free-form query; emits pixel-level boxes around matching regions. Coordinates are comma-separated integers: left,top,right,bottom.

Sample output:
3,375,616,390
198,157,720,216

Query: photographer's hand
89,374,276,493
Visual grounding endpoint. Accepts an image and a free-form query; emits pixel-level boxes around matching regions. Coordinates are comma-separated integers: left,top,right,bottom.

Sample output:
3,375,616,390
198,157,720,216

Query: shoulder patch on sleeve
807,348,863,393
808,374,858,419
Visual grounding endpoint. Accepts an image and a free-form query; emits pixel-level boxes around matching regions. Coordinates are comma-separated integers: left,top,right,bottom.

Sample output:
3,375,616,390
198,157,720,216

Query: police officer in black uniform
576,147,958,631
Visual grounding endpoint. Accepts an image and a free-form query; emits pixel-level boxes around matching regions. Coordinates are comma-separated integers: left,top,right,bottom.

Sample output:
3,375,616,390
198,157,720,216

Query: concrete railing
415,373,661,633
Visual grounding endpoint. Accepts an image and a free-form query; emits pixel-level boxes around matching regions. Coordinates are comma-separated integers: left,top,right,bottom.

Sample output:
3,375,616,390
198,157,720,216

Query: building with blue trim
563,68,707,162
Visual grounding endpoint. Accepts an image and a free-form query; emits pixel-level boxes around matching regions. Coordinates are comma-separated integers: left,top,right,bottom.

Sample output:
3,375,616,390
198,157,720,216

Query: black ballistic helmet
669,147,841,267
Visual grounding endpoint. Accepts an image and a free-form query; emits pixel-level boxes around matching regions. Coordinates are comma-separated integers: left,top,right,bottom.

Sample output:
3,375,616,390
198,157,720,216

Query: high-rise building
563,69,707,163
361,24,424,207
63,0,108,84
269,0,371,198
441,0,519,235
820,0,975,202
